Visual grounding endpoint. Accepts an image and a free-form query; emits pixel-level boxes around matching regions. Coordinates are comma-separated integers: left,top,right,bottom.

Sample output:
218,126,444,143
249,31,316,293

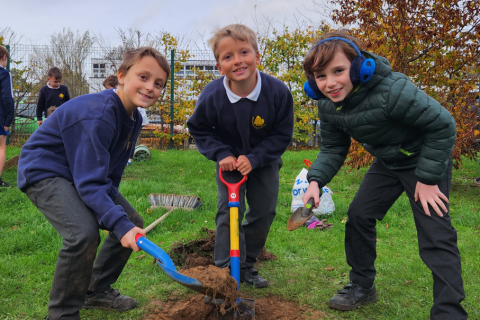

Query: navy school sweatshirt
187,72,294,169
18,89,142,239
36,84,71,121
0,66,14,127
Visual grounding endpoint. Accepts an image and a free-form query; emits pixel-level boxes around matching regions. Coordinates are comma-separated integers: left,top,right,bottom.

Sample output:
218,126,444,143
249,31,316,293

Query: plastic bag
290,168,335,215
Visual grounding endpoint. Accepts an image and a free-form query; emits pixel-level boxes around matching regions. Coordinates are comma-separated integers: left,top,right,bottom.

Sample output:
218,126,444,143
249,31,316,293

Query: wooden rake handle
144,208,175,233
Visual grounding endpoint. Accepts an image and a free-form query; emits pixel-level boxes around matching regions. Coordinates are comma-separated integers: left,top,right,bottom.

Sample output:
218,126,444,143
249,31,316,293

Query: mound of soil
170,228,277,270
4,155,19,169
179,265,239,303
144,294,329,320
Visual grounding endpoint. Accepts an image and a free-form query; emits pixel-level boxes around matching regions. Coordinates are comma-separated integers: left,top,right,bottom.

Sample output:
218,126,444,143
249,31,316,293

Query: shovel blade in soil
217,298,255,320
136,234,209,296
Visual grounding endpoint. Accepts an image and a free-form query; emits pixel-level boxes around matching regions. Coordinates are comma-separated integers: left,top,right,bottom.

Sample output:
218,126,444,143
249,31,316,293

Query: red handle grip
218,169,247,203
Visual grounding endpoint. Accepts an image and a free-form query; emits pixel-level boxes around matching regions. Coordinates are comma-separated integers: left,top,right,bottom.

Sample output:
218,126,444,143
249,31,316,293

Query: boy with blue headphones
302,30,466,319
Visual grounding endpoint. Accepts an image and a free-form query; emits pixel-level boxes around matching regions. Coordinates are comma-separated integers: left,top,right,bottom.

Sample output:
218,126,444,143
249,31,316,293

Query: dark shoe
329,283,377,311
0,178,11,188
82,287,137,311
240,267,268,288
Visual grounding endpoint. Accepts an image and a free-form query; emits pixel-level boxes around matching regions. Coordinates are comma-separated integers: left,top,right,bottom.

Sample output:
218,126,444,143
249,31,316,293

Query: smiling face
117,55,167,114
216,37,260,96
313,50,354,103
47,77,62,89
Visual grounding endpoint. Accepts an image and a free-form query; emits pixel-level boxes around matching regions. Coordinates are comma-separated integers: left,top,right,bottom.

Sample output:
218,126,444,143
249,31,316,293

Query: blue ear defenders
304,37,376,100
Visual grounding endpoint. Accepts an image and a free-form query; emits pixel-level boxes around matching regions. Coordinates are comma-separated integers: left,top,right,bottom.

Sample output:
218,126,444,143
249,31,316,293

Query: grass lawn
1,146,479,319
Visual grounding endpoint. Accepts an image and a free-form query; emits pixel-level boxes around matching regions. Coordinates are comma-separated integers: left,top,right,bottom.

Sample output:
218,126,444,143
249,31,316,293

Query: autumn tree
329,0,480,168
259,24,331,145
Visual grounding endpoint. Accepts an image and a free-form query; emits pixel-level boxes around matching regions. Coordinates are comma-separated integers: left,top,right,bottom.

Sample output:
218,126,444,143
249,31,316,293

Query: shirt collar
223,69,262,103
47,82,60,89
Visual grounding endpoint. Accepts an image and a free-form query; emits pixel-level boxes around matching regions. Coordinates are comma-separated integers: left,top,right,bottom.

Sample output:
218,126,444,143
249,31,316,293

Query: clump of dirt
4,155,19,169
144,294,329,320
255,247,277,264
170,227,276,270
179,265,239,304
170,227,215,267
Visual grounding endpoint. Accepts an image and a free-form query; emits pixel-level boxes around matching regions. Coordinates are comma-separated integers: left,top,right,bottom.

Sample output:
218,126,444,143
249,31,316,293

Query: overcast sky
3,0,331,46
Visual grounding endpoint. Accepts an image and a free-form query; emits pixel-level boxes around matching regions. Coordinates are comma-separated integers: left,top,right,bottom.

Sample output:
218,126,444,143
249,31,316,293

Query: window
93,62,106,78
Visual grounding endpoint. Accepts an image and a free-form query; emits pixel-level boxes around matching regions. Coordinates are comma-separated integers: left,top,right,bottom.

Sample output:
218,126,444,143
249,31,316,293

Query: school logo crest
252,116,265,129
59,93,64,99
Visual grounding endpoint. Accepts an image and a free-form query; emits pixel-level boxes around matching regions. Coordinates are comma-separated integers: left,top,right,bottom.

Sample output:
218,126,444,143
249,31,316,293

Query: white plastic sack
290,168,335,215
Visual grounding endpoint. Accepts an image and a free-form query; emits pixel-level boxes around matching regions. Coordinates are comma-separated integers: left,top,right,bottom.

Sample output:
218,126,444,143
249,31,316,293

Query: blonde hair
207,24,258,62
118,47,170,82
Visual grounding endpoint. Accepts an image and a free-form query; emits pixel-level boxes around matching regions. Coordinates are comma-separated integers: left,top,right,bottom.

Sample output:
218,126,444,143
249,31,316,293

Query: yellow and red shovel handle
219,169,247,290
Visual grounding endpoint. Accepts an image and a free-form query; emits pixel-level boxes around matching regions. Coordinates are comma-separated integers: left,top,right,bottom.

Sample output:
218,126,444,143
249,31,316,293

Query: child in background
187,24,294,288
103,74,119,90
302,30,466,319
36,67,70,126
18,47,169,319
0,45,14,188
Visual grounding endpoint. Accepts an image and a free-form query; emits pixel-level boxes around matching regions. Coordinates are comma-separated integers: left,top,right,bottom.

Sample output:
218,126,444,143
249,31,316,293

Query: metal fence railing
6,45,217,150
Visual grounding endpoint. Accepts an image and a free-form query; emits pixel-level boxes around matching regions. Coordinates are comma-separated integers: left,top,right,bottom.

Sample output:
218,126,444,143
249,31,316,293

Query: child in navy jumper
187,24,294,288
0,45,14,188
36,67,70,126
18,47,170,320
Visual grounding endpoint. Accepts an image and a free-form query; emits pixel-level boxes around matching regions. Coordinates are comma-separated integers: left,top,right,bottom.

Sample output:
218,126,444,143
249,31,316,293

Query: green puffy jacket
307,52,456,187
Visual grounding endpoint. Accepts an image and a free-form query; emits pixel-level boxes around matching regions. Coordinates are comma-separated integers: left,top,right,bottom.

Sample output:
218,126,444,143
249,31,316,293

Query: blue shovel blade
136,235,208,295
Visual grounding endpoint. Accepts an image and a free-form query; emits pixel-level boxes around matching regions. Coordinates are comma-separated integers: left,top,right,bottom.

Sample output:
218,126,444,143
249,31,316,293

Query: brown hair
0,45,8,59
46,106,57,117
207,24,258,62
48,67,63,79
118,47,170,83
103,75,118,89
303,30,364,80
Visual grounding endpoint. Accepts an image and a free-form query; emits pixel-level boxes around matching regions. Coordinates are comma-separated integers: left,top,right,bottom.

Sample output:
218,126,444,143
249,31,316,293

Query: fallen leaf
136,197,142,202
288,279,295,282
404,280,413,285
158,241,164,245
11,226,17,230
341,273,346,277
386,223,389,229
176,221,180,225
31,230,34,234
103,230,109,235
391,243,395,246
324,267,334,271
135,254,145,260
199,170,203,173
147,208,150,214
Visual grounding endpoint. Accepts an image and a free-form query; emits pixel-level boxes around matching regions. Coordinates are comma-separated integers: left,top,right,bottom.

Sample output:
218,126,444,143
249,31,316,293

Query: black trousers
25,177,143,320
214,158,282,269
345,159,466,319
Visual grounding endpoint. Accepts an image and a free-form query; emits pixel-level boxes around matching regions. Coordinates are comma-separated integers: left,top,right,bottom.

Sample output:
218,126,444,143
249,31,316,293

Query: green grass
1,147,479,319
